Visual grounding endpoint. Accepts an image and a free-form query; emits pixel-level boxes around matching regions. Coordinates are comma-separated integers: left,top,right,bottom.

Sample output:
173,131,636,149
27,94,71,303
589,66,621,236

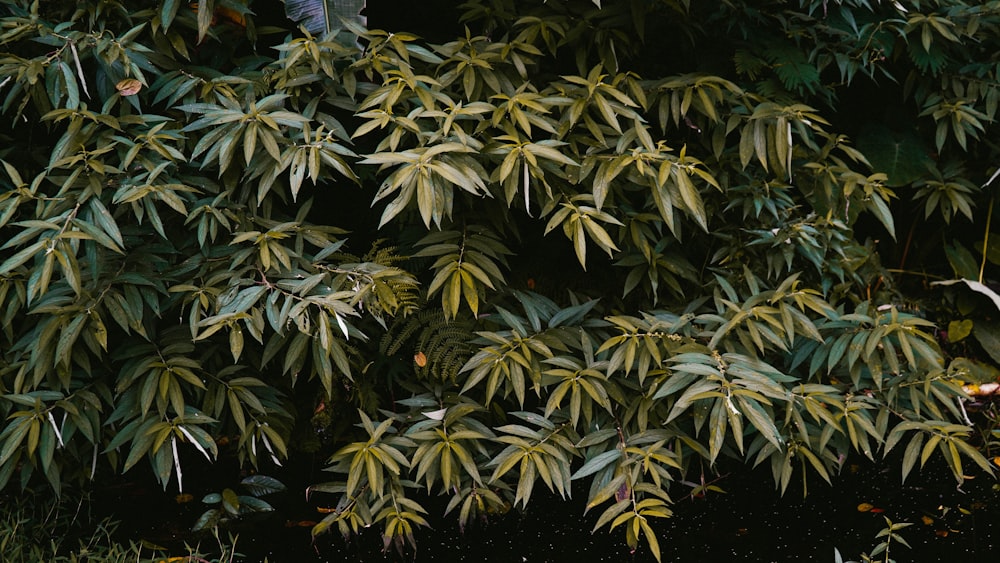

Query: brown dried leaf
116,78,142,96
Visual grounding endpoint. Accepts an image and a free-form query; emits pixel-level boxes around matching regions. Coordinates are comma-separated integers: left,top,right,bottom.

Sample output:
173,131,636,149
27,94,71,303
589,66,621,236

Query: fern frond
380,309,477,382
415,318,477,382
734,49,767,80
765,46,821,95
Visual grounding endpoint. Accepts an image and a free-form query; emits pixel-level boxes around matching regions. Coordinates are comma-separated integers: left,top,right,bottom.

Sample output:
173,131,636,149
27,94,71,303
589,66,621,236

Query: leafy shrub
1,0,998,560
193,475,286,533
836,516,912,563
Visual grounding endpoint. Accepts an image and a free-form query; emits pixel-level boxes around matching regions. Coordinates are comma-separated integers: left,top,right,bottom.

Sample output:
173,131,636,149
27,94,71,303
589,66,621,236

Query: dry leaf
615,480,630,502
216,6,246,26
414,351,427,367
422,408,447,421
116,78,142,96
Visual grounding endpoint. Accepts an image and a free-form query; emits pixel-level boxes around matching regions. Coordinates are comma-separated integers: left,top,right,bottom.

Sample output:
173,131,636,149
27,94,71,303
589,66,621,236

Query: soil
96,450,1000,562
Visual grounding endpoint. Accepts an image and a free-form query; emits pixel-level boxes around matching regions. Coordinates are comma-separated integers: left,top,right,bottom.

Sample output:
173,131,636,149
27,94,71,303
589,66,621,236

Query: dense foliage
1,0,999,559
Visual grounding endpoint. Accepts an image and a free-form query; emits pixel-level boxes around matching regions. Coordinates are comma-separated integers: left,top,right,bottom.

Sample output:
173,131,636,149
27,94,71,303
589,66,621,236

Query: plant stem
980,195,994,284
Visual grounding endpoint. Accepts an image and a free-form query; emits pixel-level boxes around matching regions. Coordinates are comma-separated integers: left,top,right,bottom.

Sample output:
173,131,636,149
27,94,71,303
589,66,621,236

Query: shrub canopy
1,0,999,558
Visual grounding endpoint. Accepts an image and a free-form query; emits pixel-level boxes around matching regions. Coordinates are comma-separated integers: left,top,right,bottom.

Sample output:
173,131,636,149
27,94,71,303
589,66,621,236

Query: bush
1,0,998,559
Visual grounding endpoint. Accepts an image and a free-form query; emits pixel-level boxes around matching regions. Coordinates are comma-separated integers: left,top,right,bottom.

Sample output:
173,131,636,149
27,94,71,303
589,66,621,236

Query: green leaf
222,487,241,515
238,495,275,513
665,379,721,423
196,0,213,43
639,518,661,561
0,240,45,274
549,299,599,328
284,0,367,39
856,124,933,187
58,61,79,110
971,320,1000,365
71,218,124,253
593,498,630,530
161,0,181,29
571,449,621,480
0,419,30,467
241,474,286,496
942,242,980,281
674,169,707,230
192,508,222,532
218,285,268,316
947,319,973,342
866,191,896,239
